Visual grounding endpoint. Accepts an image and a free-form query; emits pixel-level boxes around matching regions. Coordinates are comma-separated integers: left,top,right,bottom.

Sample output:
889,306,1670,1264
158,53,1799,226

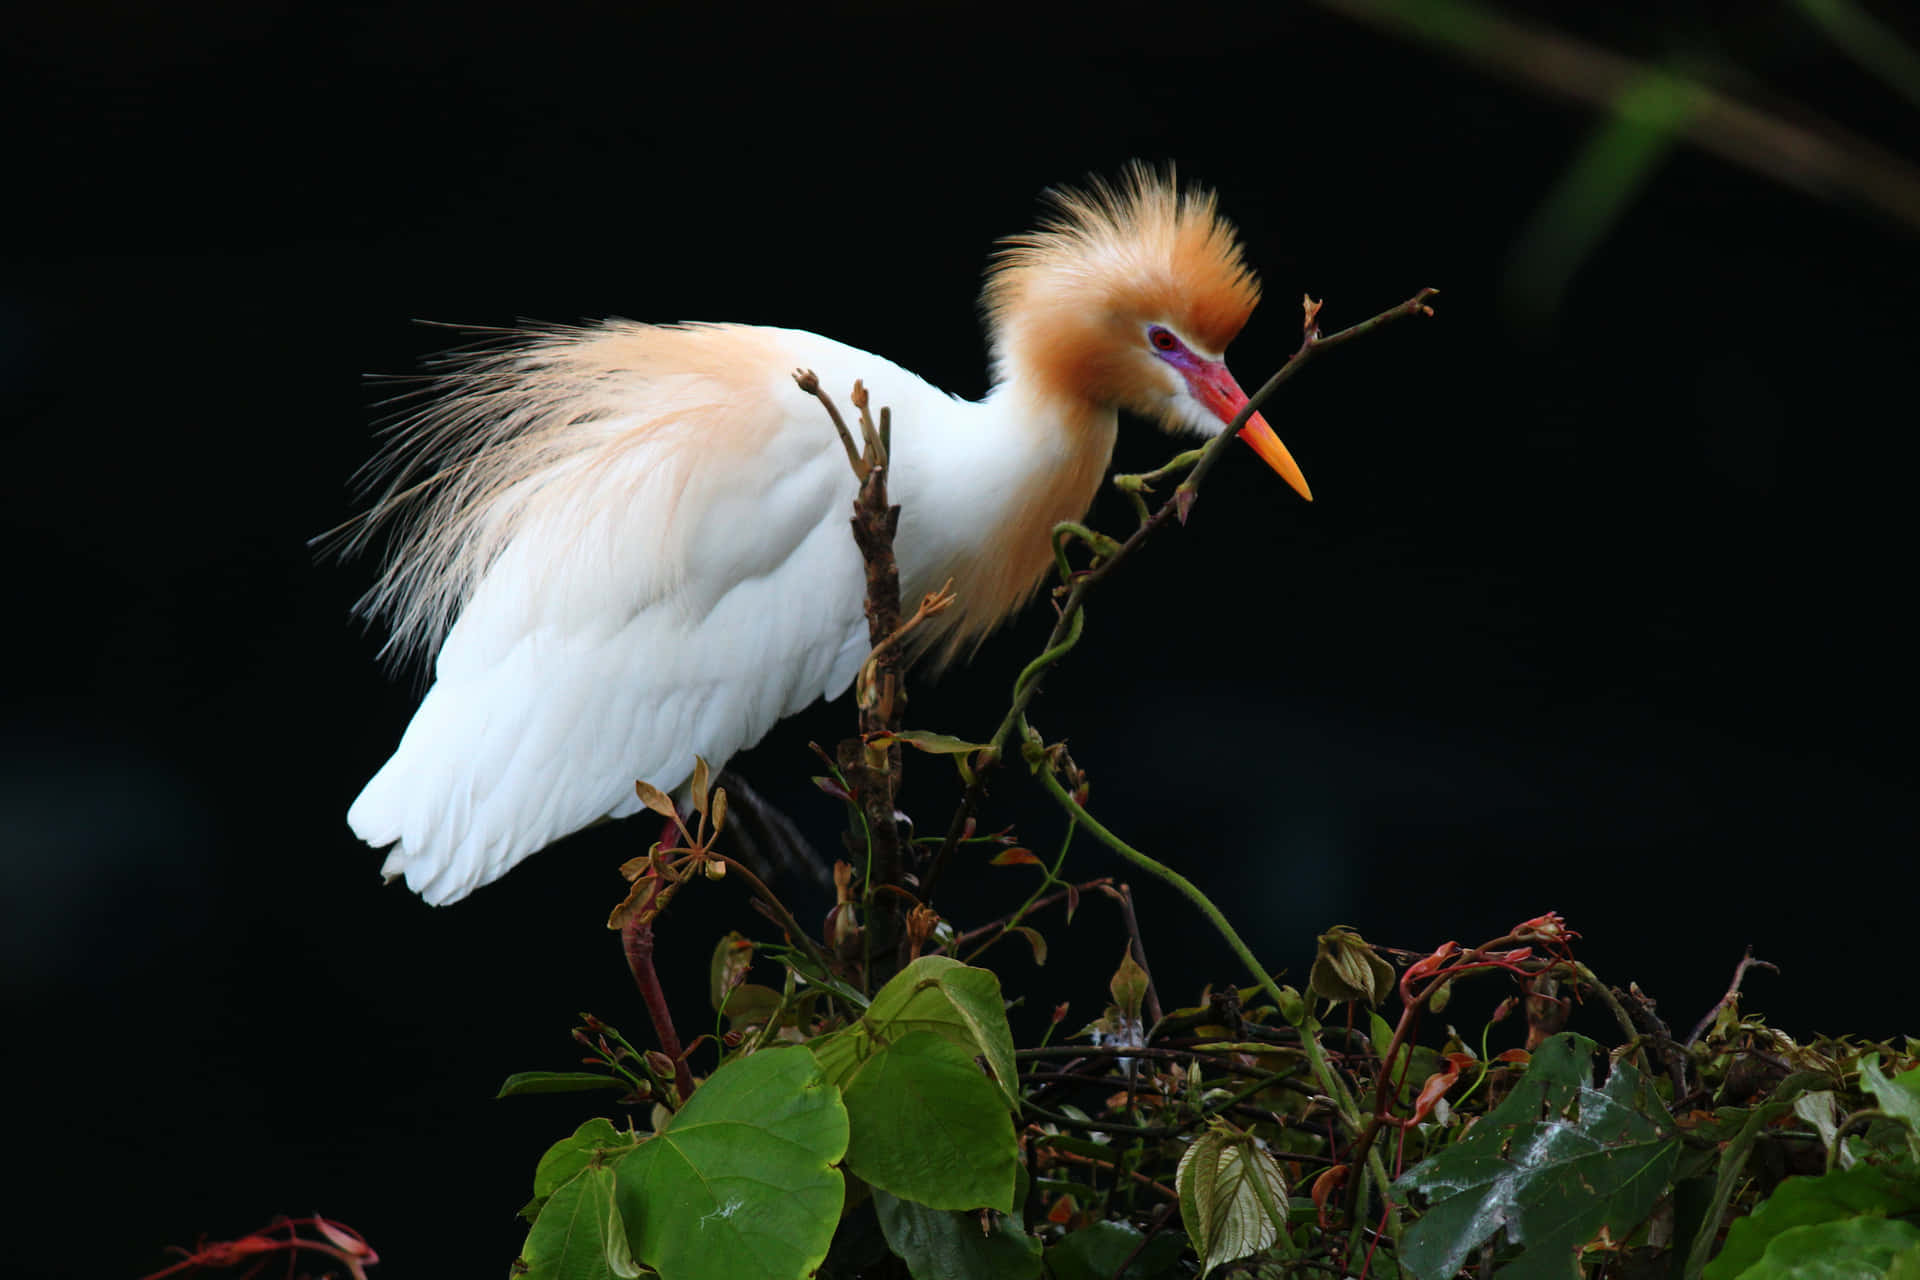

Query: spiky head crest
982,163,1261,404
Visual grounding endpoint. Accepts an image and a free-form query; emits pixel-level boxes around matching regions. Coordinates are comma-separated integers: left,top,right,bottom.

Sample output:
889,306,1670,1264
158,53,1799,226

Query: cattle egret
346,165,1311,904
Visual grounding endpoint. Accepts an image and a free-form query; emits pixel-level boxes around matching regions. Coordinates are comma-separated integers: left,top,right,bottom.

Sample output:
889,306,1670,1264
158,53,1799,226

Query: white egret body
347,168,1310,904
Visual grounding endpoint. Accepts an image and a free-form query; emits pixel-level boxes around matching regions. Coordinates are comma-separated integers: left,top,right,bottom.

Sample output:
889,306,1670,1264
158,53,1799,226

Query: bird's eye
1148,326,1178,353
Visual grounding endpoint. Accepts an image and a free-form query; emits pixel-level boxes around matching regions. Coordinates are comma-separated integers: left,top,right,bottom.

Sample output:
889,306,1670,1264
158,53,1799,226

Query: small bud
1513,912,1574,943
825,902,861,951
1309,926,1396,1006
314,1218,377,1261
644,1051,676,1080
904,905,939,961
703,858,727,881
1174,486,1196,525
1109,948,1151,1024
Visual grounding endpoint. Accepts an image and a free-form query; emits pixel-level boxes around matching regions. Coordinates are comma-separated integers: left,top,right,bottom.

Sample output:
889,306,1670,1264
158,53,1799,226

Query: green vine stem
1030,742,1403,1243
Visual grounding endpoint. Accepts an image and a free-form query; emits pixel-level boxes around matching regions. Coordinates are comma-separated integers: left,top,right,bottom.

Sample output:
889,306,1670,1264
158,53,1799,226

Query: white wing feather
347,322,936,904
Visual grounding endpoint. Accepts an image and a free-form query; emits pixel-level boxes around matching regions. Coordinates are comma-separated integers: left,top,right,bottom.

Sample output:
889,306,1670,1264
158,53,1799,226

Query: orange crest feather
982,163,1261,383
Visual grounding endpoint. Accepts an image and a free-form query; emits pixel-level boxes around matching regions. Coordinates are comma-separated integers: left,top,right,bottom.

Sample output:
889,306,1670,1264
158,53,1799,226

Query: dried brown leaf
634,779,677,821
690,756,711,818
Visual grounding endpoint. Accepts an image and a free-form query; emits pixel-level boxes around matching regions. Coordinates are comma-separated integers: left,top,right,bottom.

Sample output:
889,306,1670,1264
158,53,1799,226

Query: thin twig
1686,947,1780,1047
1025,1066,1294,1142
1606,979,1689,1103
924,290,1437,902
714,853,839,981
948,877,1113,953
1034,1146,1179,1202
792,369,867,477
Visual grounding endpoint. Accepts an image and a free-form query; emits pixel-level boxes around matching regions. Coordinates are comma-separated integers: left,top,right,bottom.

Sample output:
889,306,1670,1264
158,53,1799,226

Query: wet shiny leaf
1398,1033,1679,1280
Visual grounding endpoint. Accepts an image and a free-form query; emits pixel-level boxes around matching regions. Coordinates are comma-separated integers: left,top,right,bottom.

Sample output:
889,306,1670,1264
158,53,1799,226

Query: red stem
622,899,697,1102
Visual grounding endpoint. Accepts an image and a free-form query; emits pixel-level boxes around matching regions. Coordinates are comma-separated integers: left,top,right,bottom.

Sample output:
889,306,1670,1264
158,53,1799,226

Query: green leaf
1110,948,1150,1026
499,1072,632,1099
1735,1216,1920,1279
534,1119,640,1206
614,1046,848,1280
1007,925,1047,966
1685,1098,1804,1280
519,1165,643,1280
1792,1091,1845,1165
873,1183,1041,1280
1044,1220,1187,1280
1890,1240,1920,1280
1368,1011,1397,1063
1398,1032,1680,1280
1706,1165,1920,1280
1176,1123,1288,1277
1860,1052,1920,1159
884,730,990,754
842,1031,1018,1211
811,956,1018,1109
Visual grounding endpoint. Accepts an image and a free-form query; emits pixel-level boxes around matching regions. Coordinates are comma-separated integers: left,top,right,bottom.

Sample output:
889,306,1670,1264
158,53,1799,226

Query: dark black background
8,4,1917,1276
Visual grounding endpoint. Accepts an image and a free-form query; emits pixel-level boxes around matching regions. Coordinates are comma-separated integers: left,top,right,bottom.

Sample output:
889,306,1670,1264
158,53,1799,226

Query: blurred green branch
1317,0,1920,245
1793,0,1920,112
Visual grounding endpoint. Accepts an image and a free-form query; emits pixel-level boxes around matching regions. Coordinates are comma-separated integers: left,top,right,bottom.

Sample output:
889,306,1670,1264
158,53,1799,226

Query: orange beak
1189,362,1313,502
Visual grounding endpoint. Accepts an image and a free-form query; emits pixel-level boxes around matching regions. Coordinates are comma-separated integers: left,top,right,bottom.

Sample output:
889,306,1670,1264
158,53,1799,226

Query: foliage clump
493,293,1920,1280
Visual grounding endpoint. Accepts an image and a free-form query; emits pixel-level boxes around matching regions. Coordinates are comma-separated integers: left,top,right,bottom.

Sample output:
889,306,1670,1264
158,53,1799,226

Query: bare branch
1686,946,1781,1047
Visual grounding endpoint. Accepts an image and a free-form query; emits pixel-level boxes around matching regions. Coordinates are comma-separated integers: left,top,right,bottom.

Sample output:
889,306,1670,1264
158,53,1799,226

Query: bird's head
983,164,1311,501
